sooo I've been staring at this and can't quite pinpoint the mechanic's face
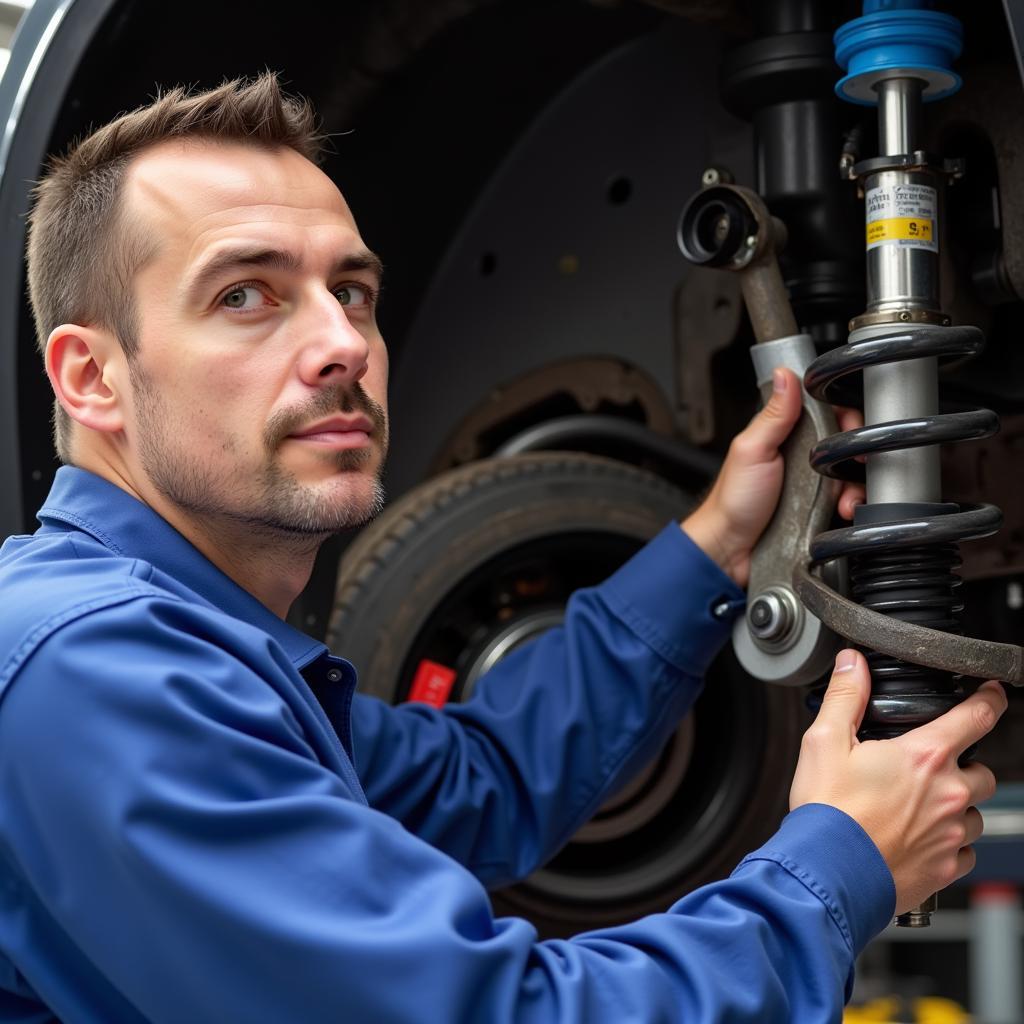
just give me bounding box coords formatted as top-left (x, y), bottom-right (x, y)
top-left (121, 140), bottom-right (388, 536)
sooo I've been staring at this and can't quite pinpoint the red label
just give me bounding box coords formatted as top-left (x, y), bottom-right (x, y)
top-left (972, 883), bottom-right (1020, 905)
top-left (407, 659), bottom-right (457, 708)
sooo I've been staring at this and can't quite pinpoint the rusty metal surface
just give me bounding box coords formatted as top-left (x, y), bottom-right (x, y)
top-left (678, 182), bottom-right (843, 685)
top-left (795, 564), bottom-right (1024, 685)
top-left (715, 185), bottom-right (799, 343)
top-left (673, 269), bottom-right (743, 444)
top-left (750, 362), bottom-right (839, 586)
top-left (740, 261), bottom-right (799, 343)
top-left (428, 356), bottom-right (676, 472)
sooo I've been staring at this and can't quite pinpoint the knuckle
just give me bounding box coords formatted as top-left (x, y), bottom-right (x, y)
top-left (946, 822), bottom-right (968, 849)
top-left (940, 780), bottom-right (972, 813)
top-left (806, 721), bottom-right (837, 748)
top-left (729, 434), bottom-right (755, 461)
top-left (937, 856), bottom-right (961, 889)
top-left (907, 739), bottom-right (947, 774)
top-left (798, 732), bottom-right (820, 759)
top-left (971, 700), bottom-right (998, 734)
top-left (965, 762), bottom-right (997, 803)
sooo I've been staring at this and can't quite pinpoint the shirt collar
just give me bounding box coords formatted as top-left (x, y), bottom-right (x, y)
top-left (37, 466), bottom-right (330, 671)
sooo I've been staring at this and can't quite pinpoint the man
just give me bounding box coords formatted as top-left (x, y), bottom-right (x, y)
top-left (0, 74), bottom-right (1003, 1022)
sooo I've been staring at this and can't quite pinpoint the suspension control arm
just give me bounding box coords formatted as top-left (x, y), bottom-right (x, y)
top-left (795, 567), bottom-right (1024, 686)
top-left (678, 180), bottom-right (1024, 690)
top-left (678, 182), bottom-right (842, 686)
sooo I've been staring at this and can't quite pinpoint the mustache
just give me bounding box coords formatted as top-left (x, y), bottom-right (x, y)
top-left (263, 383), bottom-right (387, 450)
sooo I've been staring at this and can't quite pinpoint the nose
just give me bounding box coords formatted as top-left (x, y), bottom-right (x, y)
top-left (295, 289), bottom-right (371, 387)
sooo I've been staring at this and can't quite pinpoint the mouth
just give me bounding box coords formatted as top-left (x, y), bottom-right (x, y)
top-left (287, 416), bottom-right (375, 450)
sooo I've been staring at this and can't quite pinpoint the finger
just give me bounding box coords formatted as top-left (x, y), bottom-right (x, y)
top-left (954, 845), bottom-right (977, 882)
top-left (962, 761), bottom-right (998, 805)
top-left (964, 805), bottom-right (984, 846)
top-left (810, 649), bottom-right (871, 750)
top-left (838, 483), bottom-right (865, 520)
top-left (738, 368), bottom-right (803, 460)
top-left (836, 407), bottom-right (864, 433)
top-left (914, 682), bottom-right (1008, 757)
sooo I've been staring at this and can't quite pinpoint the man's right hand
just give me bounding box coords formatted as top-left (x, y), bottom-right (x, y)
top-left (789, 649), bottom-right (1007, 915)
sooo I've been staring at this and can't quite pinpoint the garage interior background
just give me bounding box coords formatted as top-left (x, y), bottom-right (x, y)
top-left (3, 2), bottom-right (1024, 1021)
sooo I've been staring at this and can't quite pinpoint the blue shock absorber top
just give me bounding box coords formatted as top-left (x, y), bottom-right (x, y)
top-left (835, 0), bottom-right (963, 106)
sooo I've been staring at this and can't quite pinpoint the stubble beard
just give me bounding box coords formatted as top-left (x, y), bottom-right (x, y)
top-left (133, 370), bottom-right (388, 538)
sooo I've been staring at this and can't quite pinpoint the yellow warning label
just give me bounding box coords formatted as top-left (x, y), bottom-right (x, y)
top-left (866, 217), bottom-right (934, 245)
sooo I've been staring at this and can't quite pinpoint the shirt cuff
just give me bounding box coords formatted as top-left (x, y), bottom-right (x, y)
top-left (597, 522), bottom-right (746, 678)
top-left (737, 803), bottom-right (896, 957)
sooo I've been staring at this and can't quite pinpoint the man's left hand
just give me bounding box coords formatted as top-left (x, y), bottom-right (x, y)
top-left (682, 367), bottom-right (864, 588)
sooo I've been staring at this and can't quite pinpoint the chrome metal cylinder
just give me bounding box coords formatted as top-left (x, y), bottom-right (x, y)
top-left (855, 325), bottom-right (941, 504)
top-left (860, 76), bottom-right (941, 505)
top-left (896, 891), bottom-right (937, 929)
top-left (863, 360), bottom-right (941, 504)
top-left (864, 77), bottom-right (940, 318)
top-left (878, 77), bottom-right (923, 156)
top-left (864, 169), bottom-right (940, 317)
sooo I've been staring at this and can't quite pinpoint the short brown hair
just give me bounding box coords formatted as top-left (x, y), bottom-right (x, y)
top-left (26, 73), bottom-right (324, 462)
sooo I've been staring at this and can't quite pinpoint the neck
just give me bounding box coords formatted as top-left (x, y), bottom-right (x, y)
top-left (164, 510), bottom-right (323, 618)
top-left (79, 454), bottom-right (322, 617)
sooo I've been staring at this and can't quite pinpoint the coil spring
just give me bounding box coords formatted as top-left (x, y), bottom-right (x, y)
top-left (802, 324), bottom-right (1002, 739)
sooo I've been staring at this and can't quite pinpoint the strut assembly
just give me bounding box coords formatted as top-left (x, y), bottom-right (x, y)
top-left (680, 0), bottom-right (1024, 928)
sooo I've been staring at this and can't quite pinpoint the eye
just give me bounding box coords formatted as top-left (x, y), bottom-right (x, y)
top-left (334, 283), bottom-right (372, 308)
top-left (220, 285), bottom-right (266, 311)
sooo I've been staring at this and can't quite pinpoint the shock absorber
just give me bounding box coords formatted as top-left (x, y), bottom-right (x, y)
top-left (802, 0), bottom-right (998, 926)
top-left (677, 0), bottom-right (1024, 932)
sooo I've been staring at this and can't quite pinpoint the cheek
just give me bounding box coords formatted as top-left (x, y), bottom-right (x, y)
top-left (193, 354), bottom-right (279, 419)
top-left (364, 343), bottom-right (389, 406)
top-left (133, 312), bottom-right (283, 445)
top-left (144, 371), bottom-right (258, 450)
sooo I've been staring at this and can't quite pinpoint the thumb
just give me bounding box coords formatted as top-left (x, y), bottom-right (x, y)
top-left (743, 367), bottom-right (803, 458)
top-left (814, 649), bottom-right (871, 749)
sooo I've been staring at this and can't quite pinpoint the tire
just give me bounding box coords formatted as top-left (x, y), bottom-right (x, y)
top-left (326, 452), bottom-right (808, 936)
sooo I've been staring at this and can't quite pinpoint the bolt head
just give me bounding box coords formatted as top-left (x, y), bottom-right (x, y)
top-left (749, 598), bottom-right (773, 628)
top-left (747, 587), bottom-right (800, 647)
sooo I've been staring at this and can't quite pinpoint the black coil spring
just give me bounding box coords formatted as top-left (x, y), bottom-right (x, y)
top-left (849, 543), bottom-right (963, 739)
top-left (803, 324), bottom-right (1001, 740)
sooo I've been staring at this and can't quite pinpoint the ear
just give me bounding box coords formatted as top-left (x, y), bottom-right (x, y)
top-left (45, 325), bottom-right (127, 435)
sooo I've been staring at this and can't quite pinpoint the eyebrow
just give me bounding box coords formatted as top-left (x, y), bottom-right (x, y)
top-left (184, 246), bottom-right (385, 304)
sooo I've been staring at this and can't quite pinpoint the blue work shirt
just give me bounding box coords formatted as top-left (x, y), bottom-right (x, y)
top-left (0, 466), bottom-right (894, 1022)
